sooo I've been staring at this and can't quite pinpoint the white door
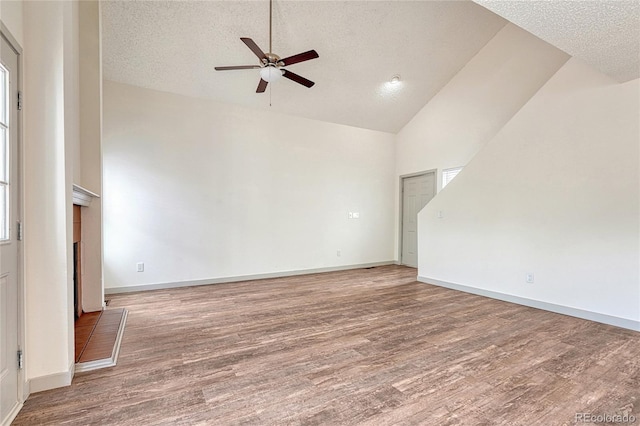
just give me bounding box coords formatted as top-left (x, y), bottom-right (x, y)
top-left (0, 32), bottom-right (21, 424)
top-left (401, 172), bottom-right (435, 267)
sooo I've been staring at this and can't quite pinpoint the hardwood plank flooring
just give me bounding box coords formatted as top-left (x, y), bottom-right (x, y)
top-left (13, 266), bottom-right (640, 425)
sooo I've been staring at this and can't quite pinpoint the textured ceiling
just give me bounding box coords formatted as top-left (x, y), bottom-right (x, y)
top-left (101, 1), bottom-right (507, 133)
top-left (101, 1), bottom-right (640, 133)
top-left (473, 0), bottom-right (640, 83)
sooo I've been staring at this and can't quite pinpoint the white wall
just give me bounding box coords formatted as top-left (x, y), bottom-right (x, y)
top-left (394, 24), bottom-right (569, 260)
top-left (2, 0), bottom-right (100, 395)
top-left (23, 0), bottom-right (75, 390)
top-left (396, 24), bottom-right (569, 183)
top-left (65, 1), bottom-right (80, 186)
top-left (418, 58), bottom-right (640, 330)
top-left (62, 0), bottom-right (79, 379)
top-left (102, 81), bottom-right (396, 291)
top-left (78, 0), bottom-right (104, 312)
top-left (0, 0), bottom-right (24, 47)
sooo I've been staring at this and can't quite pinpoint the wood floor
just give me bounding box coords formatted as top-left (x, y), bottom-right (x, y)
top-left (13, 266), bottom-right (640, 425)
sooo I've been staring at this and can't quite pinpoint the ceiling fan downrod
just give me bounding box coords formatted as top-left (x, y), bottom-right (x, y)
top-left (269, 0), bottom-right (273, 54)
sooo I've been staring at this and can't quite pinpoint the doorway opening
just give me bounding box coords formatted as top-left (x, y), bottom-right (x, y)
top-left (399, 170), bottom-right (436, 267)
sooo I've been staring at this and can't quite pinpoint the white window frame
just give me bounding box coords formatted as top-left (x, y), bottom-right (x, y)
top-left (0, 62), bottom-right (9, 241)
top-left (442, 166), bottom-right (463, 189)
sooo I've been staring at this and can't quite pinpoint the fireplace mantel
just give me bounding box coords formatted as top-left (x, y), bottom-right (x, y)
top-left (72, 184), bottom-right (100, 207)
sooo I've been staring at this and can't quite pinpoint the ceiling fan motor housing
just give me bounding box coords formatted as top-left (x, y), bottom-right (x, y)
top-left (264, 53), bottom-right (282, 66)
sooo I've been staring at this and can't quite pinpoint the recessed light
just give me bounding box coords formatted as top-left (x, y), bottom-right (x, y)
top-left (390, 75), bottom-right (401, 84)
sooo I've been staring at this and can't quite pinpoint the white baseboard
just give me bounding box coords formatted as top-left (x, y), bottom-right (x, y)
top-left (418, 276), bottom-right (640, 332)
top-left (29, 361), bottom-right (74, 393)
top-left (105, 261), bottom-right (396, 294)
top-left (2, 402), bottom-right (23, 426)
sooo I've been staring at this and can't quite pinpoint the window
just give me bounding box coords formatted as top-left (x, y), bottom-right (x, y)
top-left (442, 166), bottom-right (463, 189)
top-left (0, 64), bottom-right (9, 241)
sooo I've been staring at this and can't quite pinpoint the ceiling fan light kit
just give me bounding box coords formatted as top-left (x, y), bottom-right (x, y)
top-left (260, 66), bottom-right (283, 83)
top-left (214, 0), bottom-right (319, 93)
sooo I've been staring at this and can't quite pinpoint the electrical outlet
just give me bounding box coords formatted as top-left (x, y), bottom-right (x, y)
top-left (137, 262), bottom-right (144, 272)
top-left (348, 212), bottom-right (353, 219)
top-left (526, 273), bottom-right (534, 283)
top-left (353, 212), bottom-right (360, 219)
top-left (337, 250), bottom-right (341, 257)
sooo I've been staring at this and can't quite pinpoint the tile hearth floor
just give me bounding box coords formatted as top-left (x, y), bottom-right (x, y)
top-left (75, 308), bottom-right (126, 363)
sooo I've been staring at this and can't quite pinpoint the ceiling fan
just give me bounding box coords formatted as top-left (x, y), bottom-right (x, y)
top-left (214, 0), bottom-right (319, 93)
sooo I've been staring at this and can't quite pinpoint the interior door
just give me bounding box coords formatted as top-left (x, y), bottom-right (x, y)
top-left (0, 32), bottom-right (21, 424)
top-left (401, 172), bottom-right (436, 267)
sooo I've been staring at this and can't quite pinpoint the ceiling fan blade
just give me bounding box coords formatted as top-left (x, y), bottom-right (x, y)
top-left (279, 50), bottom-right (319, 66)
top-left (241, 37), bottom-right (267, 60)
top-left (282, 70), bottom-right (315, 88)
top-left (257, 78), bottom-right (268, 93)
top-left (215, 65), bottom-right (261, 71)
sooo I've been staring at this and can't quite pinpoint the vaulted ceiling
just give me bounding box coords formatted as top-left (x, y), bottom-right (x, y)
top-left (102, 1), bottom-right (640, 134)
top-left (475, 0), bottom-right (640, 83)
top-left (101, 1), bottom-right (506, 133)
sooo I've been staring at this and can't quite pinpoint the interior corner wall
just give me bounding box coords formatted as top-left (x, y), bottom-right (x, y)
top-left (23, 0), bottom-right (75, 389)
top-left (78, 0), bottom-right (104, 312)
top-left (418, 58), bottom-right (640, 330)
top-left (102, 81), bottom-right (396, 291)
top-left (393, 23), bottom-right (569, 261)
top-left (66, 1), bottom-right (80, 186)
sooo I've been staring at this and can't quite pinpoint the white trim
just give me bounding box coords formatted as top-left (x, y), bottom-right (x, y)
top-left (0, 22), bottom-right (26, 423)
top-left (398, 170), bottom-right (437, 267)
top-left (75, 309), bottom-right (127, 373)
top-left (74, 357), bottom-right (114, 373)
top-left (1, 402), bottom-right (22, 426)
top-left (72, 184), bottom-right (100, 207)
top-left (105, 261), bottom-right (396, 294)
top-left (21, 379), bottom-right (29, 403)
top-left (29, 361), bottom-right (74, 393)
top-left (418, 276), bottom-right (640, 332)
